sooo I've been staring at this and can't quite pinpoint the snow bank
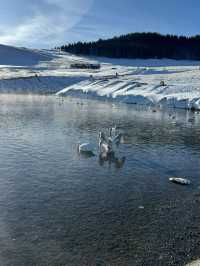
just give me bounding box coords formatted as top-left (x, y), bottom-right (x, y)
top-left (56, 77), bottom-right (200, 110)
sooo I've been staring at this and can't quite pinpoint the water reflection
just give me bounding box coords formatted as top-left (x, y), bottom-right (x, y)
top-left (99, 152), bottom-right (126, 169)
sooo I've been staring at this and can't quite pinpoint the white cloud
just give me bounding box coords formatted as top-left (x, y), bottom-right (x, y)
top-left (0, 0), bottom-right (94, 47)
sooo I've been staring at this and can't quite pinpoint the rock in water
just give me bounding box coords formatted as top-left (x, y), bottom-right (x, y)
top-left (138, 206), bottom-right (145, 209)
top-left (185, 259), bottom-right (200, 266)
top-left (169, 177), bottom-right (191, 185)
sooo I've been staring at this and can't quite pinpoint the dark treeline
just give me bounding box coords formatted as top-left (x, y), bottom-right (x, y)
top-left (57, 32), bottom-right (200, 60)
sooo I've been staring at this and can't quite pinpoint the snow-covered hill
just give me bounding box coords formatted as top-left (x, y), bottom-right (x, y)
top-left (0, 44), bottom-right (200, 110)
top-left (0, 44), bottom-right (53, 66)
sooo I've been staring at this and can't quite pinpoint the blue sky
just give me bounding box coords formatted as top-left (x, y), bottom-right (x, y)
top-left (0, 0), bottom-right (199, 48)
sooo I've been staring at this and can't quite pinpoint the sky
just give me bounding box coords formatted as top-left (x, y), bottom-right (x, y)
top-left (0, 0), bottom-right (200, 48)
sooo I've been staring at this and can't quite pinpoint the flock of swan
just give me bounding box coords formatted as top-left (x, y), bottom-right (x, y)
top-left (78, 126), bottom-right (126, 167)
top-left (78, 126), bottom-right (122, 156)
top-left (78, 126), bottom-right (192, 182)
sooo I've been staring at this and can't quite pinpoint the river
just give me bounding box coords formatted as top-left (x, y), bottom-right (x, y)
top-left (0, 94), bottom-right (200, 266)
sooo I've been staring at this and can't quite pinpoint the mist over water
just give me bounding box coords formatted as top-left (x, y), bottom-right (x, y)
top-left (0, 94), bottom-right (200, 266)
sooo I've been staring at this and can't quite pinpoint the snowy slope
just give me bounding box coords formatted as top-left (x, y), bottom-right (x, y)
top-left (89, 56), bottom-right (200, 67)
top-left (0, 76), bottom-right (85, 94)
top-left (0, 44), bottom-right (200, 110)
top-left (55, 55), bottom-right (200, 110)
top-left (0, 44), bottom-right (53, 66)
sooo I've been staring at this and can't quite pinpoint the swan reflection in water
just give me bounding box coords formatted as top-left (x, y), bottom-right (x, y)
top-left (99, 151), bottom-right (126, 169)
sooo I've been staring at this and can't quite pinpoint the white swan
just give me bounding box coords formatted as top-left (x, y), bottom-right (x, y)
top-left (109, 133), bottom-right (122, 145)
top-left (78, 142), bottom-right (95, 156)
top-left (109, 125), bottom-right (117, 137)
top-left (99, 132), bottom-right (113, 154)
top-left (99, 127), bottom-right (122, 153)
top-left (100, 141), bottom-right (113, 154)
top-left (99, 131), bottom-right (107, 147)
top-left (108, 126), bottom-right (122, 145)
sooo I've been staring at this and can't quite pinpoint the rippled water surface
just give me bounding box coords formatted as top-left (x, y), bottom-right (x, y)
top-left (0, 94), bottom-right (200, 266)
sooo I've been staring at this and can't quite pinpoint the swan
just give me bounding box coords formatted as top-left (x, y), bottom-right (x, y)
top-left (108, 126), bottom-right (122, 146)
top-left (99, 131), bottom-right (111, 152)
top-left (109, 125), bottom-right (117, 137)
top-left (99, 130), bottom-right (114, 155)
top-left (99, 131), bottom-right (107, 146)
top-left (99, 139), bottom-right (113, 153)
top-left (78, 142), bottom-right (95, 156)
top-left (108, 133), bottom-right (122, 146)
